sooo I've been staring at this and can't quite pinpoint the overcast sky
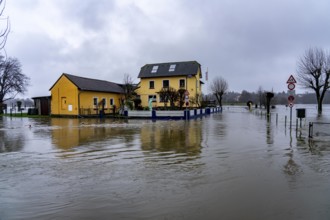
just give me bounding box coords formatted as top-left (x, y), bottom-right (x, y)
top-left (3, 0), bottom-right (330, 98)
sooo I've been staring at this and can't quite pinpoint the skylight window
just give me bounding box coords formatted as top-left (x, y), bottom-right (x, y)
top-left (169, 64), bottom-right (176, 72)
top-left (151, 65), bottom-right (159, 73)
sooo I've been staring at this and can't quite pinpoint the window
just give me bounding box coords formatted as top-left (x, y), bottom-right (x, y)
top-left (151, 65), bottom-right (159, 73)
top-left (169, 64), bottom-right (176, 72)
top-left (110, 98), bottom-right (114, 106)
top-left (148, 95), bottom-right (157, 102)
top-left (163, 80), bottom-right (169, 88)
top-left (179, 79), bottom-right (185, 88)
top-left (149, 81), bottom-right (155, 89)
top-left (93, 97), bottom-right (98, 106)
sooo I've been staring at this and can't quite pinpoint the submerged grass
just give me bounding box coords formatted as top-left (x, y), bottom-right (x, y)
top-left (0, 113), bottom-right (50, 118)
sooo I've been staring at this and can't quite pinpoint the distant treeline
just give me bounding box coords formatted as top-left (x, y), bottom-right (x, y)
top-left (220, 90), bottom-right (330, 105)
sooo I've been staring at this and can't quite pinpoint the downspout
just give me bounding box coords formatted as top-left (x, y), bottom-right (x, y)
top-left (58, 88), bottom-right (60, 115)
top-left (195, 74), bottom-right (198, 107)
top-left (78, 90), bottom-right (81, 117)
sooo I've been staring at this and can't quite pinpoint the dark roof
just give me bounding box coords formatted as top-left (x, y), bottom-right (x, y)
top-left (32, 96), bottom-right (51, 100)
top-left (50, 73), bottom-right (125, 94)
top-left (138, 61), bottom-right (201, 78)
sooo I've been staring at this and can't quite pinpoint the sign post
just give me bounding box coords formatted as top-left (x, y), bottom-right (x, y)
top-left (185, 90), bottom-right (190, 120)
top-left (287, 75), bottom-right (296, 129)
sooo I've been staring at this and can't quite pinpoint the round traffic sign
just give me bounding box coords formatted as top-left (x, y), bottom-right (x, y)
top-left (288, 95), bottom-right (295, 102)
top-left (288, 103), bottom-right (294, 108)
top-left (287, 83), bottom-right (295, 90)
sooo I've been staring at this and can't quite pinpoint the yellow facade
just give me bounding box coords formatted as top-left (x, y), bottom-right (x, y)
top-left (78, 91), bottom-right (123, 115)
top-left (50, 75), bottom-right (78, 115)
top-left (50, 74), bottom-right (123, 116)
top-left (137, 68), bottom-right (203, 107)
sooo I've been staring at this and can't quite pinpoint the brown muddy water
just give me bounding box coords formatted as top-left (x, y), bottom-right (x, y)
top-left (1, 105), bottom-right (330, 220)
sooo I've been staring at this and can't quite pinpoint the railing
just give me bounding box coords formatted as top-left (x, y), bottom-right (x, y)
top-left (79, 108), bottom-right (116, 115)
top-left (125, 107), bottom-right (222, 120)
top-left (308, 122), bottom-right (330, 138)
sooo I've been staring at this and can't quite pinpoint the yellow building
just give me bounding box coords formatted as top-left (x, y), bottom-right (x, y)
top-left (136, 61), bottom-right (204, 108)
top-left (49, 73), bottom-right (124, 116)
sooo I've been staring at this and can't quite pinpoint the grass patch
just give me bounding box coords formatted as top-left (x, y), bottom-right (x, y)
top-left (0, 113), bottom-right (50, 118)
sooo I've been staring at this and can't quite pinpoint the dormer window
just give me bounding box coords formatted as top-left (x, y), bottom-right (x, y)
top-left (151, 65), bottom-right (159, 73)
top-left (169, 64), bottom-right (176, 72)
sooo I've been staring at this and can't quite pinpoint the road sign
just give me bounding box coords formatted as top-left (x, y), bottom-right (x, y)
top-left (185, 90), bottom-right (190, 96)
top-left (288, 95), bottom-right (295, 102)
top-left (287, 83), bottom-right (295, 90)
top-left (287, 90), bottom-right (295, 96)
top-left (287, 75), bottom-right (297, 84)
top-left (288, 103), bottom-right (294, 108)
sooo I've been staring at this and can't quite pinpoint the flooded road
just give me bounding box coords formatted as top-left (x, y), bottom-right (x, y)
top-left (1, 105), bottom-right (330, 220)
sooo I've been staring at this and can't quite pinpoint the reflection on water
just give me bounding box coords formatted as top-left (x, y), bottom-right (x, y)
top-left (1, 105), bottom-right (330, 220)
top-left (50, 118), bottom-right (139, 150)
top-left (140, 120), bottom-right (202, 155)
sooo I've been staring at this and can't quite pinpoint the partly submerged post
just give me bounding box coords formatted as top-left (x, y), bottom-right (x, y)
top-left (308, 122), bottom-right (313, 138)
top-left (265, 92), bottom-right (274, 119)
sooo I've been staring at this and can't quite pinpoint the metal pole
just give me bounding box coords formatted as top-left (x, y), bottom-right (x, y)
top-left (285, 115), bottom-right (287, 127)
top-left (289, 107), bottom-right (292, 130)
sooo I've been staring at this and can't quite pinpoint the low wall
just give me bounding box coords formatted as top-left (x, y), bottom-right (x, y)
top-left (127, 111), bottom-right (152, 117)
top-left (125, 107), bottom-right (222, 120)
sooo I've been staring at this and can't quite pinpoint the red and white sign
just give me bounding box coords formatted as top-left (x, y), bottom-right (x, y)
top-left (287, 75), bottom-right (297, 84)
top-left (185, 90), bottom-right (190, 96)
top-left (288, 83), bottom-right (295, 90)
top-left (287, 75), bottom-right (296, 106)
top-left (288, 95), bottom-right (295, 102)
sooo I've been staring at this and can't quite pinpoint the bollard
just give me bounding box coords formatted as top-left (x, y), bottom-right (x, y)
top-left (296, 118), bottom-right (298, 132)
top-left (308, 122), bottom-right (313, 138)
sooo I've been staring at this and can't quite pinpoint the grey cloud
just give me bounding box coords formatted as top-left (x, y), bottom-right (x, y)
top-left (60, 0), bottom-right (116, 31)
top-left (5, 0), bottom-right (330, 97)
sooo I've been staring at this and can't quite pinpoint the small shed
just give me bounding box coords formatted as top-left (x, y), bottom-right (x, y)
top-left (32, 96), bottom-right (51, 115)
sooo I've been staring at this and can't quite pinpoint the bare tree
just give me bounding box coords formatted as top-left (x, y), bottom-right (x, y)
top-left (122, 74), bottom-right (138, 100)
top-left (167, 87), bottom-right (178, 107)
top-left (158, 87), bottom-right (169, 108)
top-left (158, 87), bottom-right (178, 108)
top-left (190, 93), bottom-right (202, 108)
top-left (121, 73), bottom-right (139, 110)
top-left (178, 89), bottom-right (185, 109)
top-left (297, 48), bottom-right (330, 115)
top-left (0, 57), bottom-right (30, 113)
top-left (0, 0), bottom-right (10, 51)
top-left (209, 76), bottom-right (228, 108)
top-left (257, 86), bottom-right (266, 107)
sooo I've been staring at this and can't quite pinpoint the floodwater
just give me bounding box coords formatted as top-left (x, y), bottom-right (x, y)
top-left (1, 105), bottom-right (330, 220)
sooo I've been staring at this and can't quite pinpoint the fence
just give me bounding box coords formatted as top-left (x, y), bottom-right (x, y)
top-left (79, 107), bottom-right (117, 116)
top-left (308, 122), bottom-right (330, 138)
top-left (125, 107), bottom-right (221, 120)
